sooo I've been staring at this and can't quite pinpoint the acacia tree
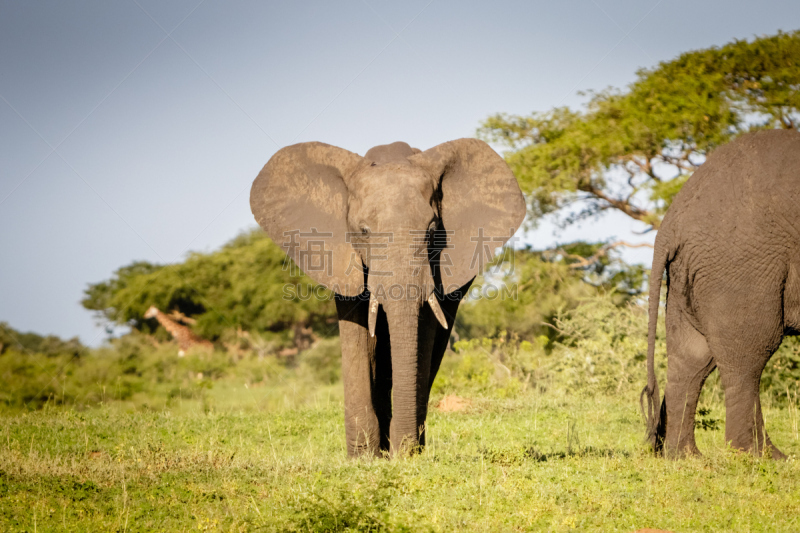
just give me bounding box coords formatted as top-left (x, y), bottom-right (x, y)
top-left (479, 31), bottom-right (800, 232)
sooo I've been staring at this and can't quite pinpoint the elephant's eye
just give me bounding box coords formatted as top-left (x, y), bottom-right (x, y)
top-left (360, 225), bottom-right (370, 236)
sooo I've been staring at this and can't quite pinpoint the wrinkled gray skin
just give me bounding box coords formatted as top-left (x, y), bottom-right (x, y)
top-left (643, 129), bottom-right (800, 459)
top-left (251, 139), bottom-right (525, 457)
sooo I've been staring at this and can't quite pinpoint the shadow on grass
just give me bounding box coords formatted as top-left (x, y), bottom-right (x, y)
top-left (477, 445), bottom-right (631, 465)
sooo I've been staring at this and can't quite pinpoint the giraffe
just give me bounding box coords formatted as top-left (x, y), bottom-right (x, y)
top-left (143, 306), bottom-right (213, 356)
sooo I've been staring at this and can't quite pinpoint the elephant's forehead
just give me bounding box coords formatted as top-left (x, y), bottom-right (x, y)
top-left (347, 166), bottom-right (434, 226)
top-left (349, 164), bottom-right (433, 196)
top-left (364, 141), bottom-right (417, 164)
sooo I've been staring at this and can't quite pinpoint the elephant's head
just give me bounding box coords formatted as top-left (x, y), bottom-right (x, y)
top-left (250, 138), bottom-right (525, 453)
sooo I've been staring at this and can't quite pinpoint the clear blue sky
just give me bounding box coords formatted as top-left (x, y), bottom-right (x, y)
top-left (2, 0), bottom-right (799, 345)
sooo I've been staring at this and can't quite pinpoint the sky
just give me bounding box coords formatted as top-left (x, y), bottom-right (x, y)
top-left (1, 0), bottom-right (799, 345)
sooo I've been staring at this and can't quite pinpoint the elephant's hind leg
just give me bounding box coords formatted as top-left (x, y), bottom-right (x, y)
top-left (716, 359), bottom-right (786, 459)
top-left (663, 304), bottom-right (715, 457)
top-left (707, 297), bottom-right (786, 459)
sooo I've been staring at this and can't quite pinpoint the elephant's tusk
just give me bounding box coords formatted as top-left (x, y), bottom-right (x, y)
top-left (428, 292), bottom-right (448, 330)
top-left (368, 293), bottom-right (379, 337)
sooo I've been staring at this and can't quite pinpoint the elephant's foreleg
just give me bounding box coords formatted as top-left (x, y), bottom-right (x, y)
top-left (336, 296), bottom-right (382, 457)
top-left (663, 306), bottom-right (715, 457)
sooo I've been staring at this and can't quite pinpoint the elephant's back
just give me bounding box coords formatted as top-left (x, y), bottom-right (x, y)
top-left (662, 129), bottom-right (800, 248)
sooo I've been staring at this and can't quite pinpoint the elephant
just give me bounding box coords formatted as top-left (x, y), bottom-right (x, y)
top-left (250, 138), bottom-right (525, 457)
top-left (642, 129), bottom-right (800, 459)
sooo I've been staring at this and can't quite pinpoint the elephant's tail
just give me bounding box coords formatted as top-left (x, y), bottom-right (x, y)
top-left (640, 230), bottom-right (669, 452)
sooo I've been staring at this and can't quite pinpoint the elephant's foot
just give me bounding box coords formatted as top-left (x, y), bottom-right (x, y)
top-left (663, 414), bottom-right (702, 459)
top-left (347, 441), bottom-right (383, 459)
top-left (388, 438), bottom-right (424, 458)
top-left (727, 433), bottom-right (787, 460)
top-left (764, 444), bottom-right (787, 461)
top-left (346, 429), bottom-right (385, 459)
top-left (664, 440), bottom-right (703, 459)
top-left (762, 432), bottom-right (787, 460)
top-left (737, 441), bottom-right (787, 460)
top-left (726, 443), bottom-right (787, 461)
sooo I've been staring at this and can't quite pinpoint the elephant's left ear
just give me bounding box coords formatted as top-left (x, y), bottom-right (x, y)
top-left (409, 138), bottom-right (526, 294)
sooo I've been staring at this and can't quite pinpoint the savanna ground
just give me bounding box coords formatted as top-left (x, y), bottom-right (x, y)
top-left (2, 297), bottom-right (800, 532)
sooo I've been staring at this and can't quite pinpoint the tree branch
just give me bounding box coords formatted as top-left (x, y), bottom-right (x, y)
top-left (556, 240), bottom-right (654, 270)
top-left (660, 150), bottom-right (700, 172)
top-left (579, 184), bottom-right (658, 228)
top-left (627, 155), bottom-right (660, 182)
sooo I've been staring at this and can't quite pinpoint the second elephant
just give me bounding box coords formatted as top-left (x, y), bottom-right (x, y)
top-left (642, 129), bottom-right (800, 459)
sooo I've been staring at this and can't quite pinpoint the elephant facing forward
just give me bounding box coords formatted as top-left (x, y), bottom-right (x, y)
top-left (251, 139), bottom-right (525, 457)
top-left (643, 129), bottom-right (800, 459)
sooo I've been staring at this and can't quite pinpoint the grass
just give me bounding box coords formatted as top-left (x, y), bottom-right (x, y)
top-left (1, 373), bottom-right (799, 532)
top-left (2, 297), bottom-right (799, 531)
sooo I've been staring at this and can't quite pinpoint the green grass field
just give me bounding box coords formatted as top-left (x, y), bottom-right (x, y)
top-left (1, 360), bottom-right (799, 532)
top-left (2, 298), bottom-right (800, 531)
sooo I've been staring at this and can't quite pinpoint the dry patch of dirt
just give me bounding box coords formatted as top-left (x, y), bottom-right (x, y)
top-left (435, 395), bottom-right (471, 413)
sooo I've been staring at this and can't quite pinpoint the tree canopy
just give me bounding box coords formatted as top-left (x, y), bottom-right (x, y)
top-left (82, 229), bottom-right (338, 342)
top-left (479, 30), bottom-right (800, 230)
top-left (82, 229), bottom-right (641, 345)
top-left (456, 243), bottom-right (644, 343)
top-left (74, 32), bottom-right (800, 344)
top-left (0, 322), bottom-right (85, 358)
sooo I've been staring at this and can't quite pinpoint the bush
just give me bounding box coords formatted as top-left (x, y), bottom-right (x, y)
top-left (432, 337), bottom-right (537, 398)
top-left (763, 336), bottom-right (800, 405)
top-left (548, 295), bottom-right (661, 397)
top-left (0, 334), bottom-right (227, 411)
top-left (4, 290), bottom-right (797, 414)
top-left (297, 338), bottom-right (342, 385)
top-left (434, 293), bottom-right (662, 399)
top-left (456, 246), bottom-right (645, 343)
top-left (285, 478), bottom-right (415, 533)
top-left (0, 322), bottom-right (86, 358)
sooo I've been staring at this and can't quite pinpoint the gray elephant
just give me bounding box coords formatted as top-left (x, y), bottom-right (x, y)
top-left (642, 129), bottom-right (800, 459)
top-left (250, 139), bottom-right (525, 457)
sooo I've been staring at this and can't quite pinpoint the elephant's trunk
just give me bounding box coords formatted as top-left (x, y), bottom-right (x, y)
top-left (367, 230), bottom-right (437, 456)
top-left (383, 295), bottom-right (430, 456)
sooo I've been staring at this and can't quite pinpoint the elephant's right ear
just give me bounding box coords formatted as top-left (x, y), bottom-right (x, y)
top-left (250, 142), bottom-right (367, 296)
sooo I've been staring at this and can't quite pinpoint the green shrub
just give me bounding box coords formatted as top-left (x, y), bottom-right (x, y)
top-left (0, 322), bottom-right (86, 358)
top-left (456, 246), bottom-right (644, 343)
top-left (763, 336), bottom-right (800, 405)
top-left (548, 295), bottom-right (662, 397)
top-left (3, 290), bottom-right (797, 413)
top-left (0, 349), bottom-right (73, 409)
top-left (285, 479), bottom-right (415, 533)
top-left (432, 337), bottom-right (529, 397)
top-left (298, 338), bottom-right (342, 385)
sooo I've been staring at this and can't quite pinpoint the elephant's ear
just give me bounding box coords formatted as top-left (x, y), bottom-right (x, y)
top-left (409, 138), bottom-right (526, 294)
top-left (250, 142), bottom-right (367, 296)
